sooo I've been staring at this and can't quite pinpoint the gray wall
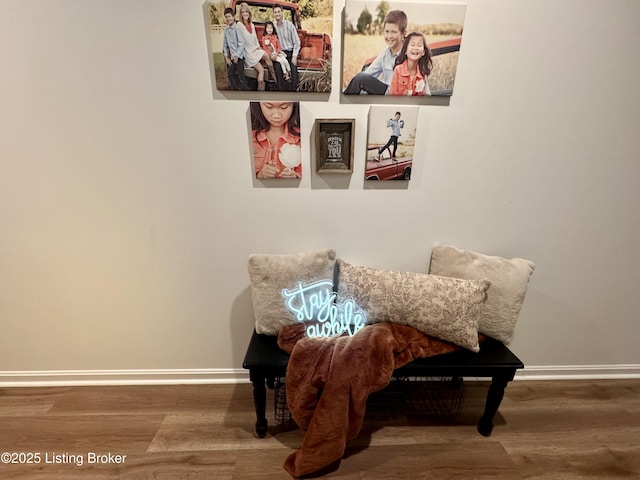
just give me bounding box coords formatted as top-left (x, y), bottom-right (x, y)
top-left (1, 0), bottom-right (639, 383)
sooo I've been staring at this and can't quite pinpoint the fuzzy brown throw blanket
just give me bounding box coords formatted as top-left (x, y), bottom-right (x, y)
top-left (277, 322), bottom-right (464, 478)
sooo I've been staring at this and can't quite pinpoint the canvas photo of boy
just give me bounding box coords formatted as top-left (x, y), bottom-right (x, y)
top-left (342, 1), bottom-right (466, 98)
top-left (365, 106), bottom-right (419, 181)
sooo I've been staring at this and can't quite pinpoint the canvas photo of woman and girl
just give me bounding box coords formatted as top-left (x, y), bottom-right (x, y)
top-left (342, 1), bottom-right (466, 97)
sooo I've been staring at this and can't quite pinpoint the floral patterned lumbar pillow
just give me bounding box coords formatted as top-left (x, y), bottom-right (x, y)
top-left (336, 258), bottom-right (490, 352)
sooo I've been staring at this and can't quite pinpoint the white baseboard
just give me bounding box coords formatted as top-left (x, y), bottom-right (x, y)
top-left (0, 369), bottom-right (251, 387)
top-left (515, 364), bottom-right (640, 380)
top-left (1, 365), bottom-right (639, 387)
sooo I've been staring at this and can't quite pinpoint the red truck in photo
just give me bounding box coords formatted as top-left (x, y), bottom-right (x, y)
top-left (230, 0), bottom-right (332, 91)
top-left (365, 144), bottom-right (412, 180)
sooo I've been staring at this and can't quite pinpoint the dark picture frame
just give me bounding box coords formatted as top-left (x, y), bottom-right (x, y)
top-left (315, 119), bottom-right (355, 173)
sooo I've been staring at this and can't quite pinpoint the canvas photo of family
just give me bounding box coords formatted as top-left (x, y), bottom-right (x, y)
top-left (342, 1), bottom-right (466, 97)
top-left (208, 0), bottom-right (333, 92)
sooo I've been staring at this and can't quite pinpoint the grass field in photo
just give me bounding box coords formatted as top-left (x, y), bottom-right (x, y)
top-left (342, 33), bottom-right (460, 94)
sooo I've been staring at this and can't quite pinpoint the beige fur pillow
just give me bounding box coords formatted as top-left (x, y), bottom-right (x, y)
top-left (248, 249), bottom-right (337, 335)
top-left (429, 245), bottom-right (535, 344)
top-left (336, 259), bottom-right (490, 352)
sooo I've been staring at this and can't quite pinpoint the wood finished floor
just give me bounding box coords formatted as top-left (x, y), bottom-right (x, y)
top-left (1, 379), bottom-right (639, 479)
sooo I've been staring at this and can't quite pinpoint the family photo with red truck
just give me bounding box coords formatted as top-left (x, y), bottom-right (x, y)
top-left (209, 0), bottom-right (333, 92)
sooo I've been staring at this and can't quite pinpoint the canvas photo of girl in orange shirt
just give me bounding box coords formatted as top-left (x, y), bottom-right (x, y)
top-left (250, 101), bottom-right (302, 179)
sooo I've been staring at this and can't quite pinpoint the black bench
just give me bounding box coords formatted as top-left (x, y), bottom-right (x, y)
top-left (242, 329), bottom-right (524, 438)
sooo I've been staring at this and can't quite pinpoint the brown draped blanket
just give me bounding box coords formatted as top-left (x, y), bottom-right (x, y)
top-left (277, 322), bottom-right (464, 478)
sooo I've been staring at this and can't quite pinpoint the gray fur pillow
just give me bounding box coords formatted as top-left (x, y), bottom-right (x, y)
top-left (336, 259), bottom-right (490, 352)
top-left (429, 245), bottom-right (535, 344)
top-left (248, 249), bottom-right (337, 335)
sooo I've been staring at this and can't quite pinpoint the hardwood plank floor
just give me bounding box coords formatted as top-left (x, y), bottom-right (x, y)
top-left (0, 380), bottom-right (639, 479)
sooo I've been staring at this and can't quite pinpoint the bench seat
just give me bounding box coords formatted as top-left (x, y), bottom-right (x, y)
top-left (242, 329), bottom-right (524, 438)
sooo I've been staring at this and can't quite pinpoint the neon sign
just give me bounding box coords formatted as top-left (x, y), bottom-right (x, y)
top-left (281, 279), bottom-right (367, 338)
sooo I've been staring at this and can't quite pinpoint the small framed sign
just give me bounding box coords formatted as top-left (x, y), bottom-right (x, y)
top-left (315, 119), bottom-right (355, 173)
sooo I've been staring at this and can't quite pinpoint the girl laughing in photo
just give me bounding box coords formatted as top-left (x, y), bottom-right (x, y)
top-left (390, 32), bottom-right (433, 96)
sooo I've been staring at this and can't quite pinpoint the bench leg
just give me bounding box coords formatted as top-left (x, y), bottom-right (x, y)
top-left (477, 372), bottom-right (513, 437)
top-left (249, 371), bottom-right (268, 438)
